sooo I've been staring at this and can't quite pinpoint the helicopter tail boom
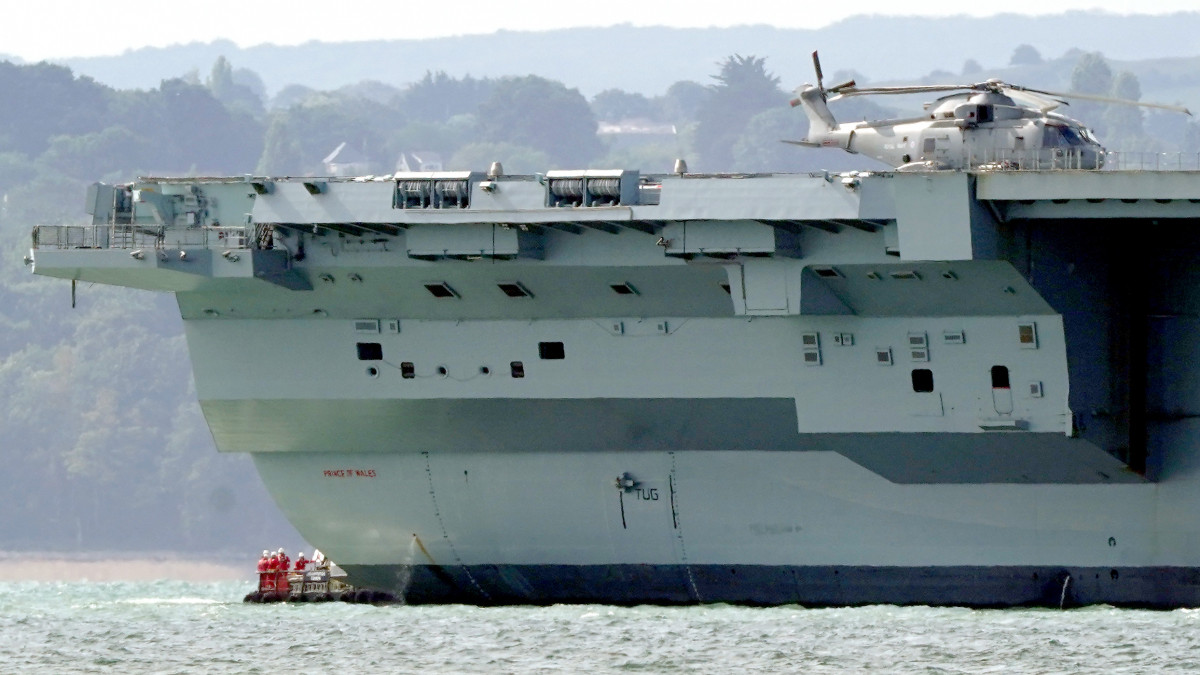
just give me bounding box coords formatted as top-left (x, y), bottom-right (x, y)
top-left (790, 51), bottom-right (843, 143)
top-left (791, 85), bottom-right (839, 136)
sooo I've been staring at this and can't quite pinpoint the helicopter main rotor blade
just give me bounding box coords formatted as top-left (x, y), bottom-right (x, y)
top-left (1005, 84), bottom-right (1191, 115)
top-left (812, 51), bottom-right (824, 91)
top-left (1002, 89), bottom-right (1068, 112)
top-left (1063, 90), bottom-right (1191, 115)
top-left (832, 84), bottom-right (977, 98)
top-left (827, 79), bottom-right (857, 94)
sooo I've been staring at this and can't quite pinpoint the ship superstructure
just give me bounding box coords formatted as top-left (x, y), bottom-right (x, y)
top-left (27, 166), bottom-right (1200, 606)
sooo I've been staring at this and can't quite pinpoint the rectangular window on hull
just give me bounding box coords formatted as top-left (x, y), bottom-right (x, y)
top-left (356, 343), bottom-right (383, 361)
top-left (991, 365), bottom-right (1010, 389)
top-left (538, 342), bottom-right (565, 360)
top-left (943, 330), bottom-right (965, 345)
top-left (424, 282), bottom-right (458, 299)
top-left (498, 282), bottom-right (532, 298)
top-left (1018, 322), bottom-right (1038, 349)
top-left (354, 319), bottom-right (380, 334)
top-left (912, 369), bottom-right (934, 393)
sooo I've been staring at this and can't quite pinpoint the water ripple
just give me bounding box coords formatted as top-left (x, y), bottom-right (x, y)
top-left (2, 582), bottom-right (1200, 673)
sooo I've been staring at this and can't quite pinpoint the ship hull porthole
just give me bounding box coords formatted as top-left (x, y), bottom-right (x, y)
top-left (365, 366), bottom-right (379, 378)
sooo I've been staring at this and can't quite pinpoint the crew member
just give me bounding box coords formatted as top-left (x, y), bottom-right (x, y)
top-left (294, 552), bottom-right (308, 572)
top-left (264, 551), bottom-right (280, 592)
top-left (276, 548), bottom-right (290, 594)
top-left (257, 550), bottom-right (271, 592)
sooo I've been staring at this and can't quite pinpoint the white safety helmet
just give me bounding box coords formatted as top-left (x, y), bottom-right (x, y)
top-left (262, 550), bottom-right (269, 557)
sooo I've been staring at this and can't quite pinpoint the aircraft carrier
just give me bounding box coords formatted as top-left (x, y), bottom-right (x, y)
top-left (26, 165), bottom-right (1200, 607)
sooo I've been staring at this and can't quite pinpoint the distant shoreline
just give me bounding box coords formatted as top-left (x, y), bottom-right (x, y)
top-left (0, 552), bottom-right (250, 582)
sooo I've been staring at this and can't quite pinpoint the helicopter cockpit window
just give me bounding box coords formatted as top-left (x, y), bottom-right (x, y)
top-left (1060, 127), bottom-right (1084, 145)
top-left (1043, 125), bottom-right (1086, 147)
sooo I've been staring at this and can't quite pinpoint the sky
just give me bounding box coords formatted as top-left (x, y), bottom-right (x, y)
top-left (5, 0), bottom-right (1198, 61)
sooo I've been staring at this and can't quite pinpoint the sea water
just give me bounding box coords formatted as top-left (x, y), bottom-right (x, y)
top-left (3, 581), bottom-right (1199, 673)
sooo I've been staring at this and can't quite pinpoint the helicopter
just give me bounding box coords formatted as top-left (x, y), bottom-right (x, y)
top-left (788, 52), bottom-right (1191, 171)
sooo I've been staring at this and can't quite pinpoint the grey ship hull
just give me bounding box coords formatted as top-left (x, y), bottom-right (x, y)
top-left (244, 438), bottom-right (1199, 608)
top-left (30, 169), bottom-right (1200, 607)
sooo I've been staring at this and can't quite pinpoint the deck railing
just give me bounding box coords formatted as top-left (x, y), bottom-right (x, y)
top-left (31, 224), bottom-right (252, 251)
top-left (963, 148), bottom-right (1200, 172)
top-left (1101, 152), bottom-right (1200, 171)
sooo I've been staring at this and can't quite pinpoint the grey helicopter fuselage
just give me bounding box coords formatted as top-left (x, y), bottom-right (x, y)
top-left (795, 86), bottom-right (1105, 171)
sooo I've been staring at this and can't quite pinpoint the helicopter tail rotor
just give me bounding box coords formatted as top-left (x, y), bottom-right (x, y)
top-left (812, 51), bottom-right (825, 94)
top-left (785, 51), bottom-right (864, 146)
top-left (808, 52), bottom-right (857, 98)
